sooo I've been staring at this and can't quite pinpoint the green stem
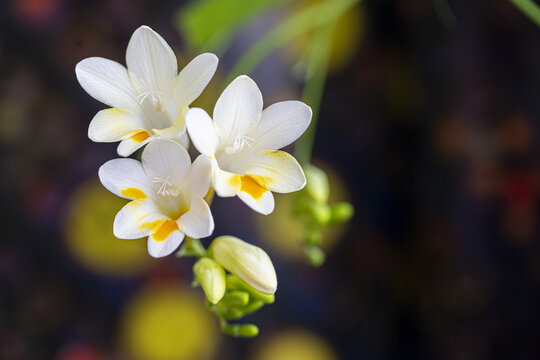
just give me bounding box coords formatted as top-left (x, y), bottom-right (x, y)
top-left (294, 20), bottom-right (336, 165)
top-left (225, 0), bottom-right (359, 83)
top-left (510, 0), bottom-right (540, 27)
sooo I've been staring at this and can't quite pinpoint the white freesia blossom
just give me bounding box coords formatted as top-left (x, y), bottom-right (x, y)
top-left (209, 236), bottom-right (277, 295)
top-left (98, 139), bottom-right (214, 258)
top-left (76, 25), bottom-right (218, 156)
top-left (185, 75), bottom-right (312, 214)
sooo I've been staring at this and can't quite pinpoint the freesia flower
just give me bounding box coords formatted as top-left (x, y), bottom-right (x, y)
top-left (209, 235), bottom-right (277, 295)
top-left (185, 75), bottom-right (311, 214)
top-left (76, 25), bottom-right (218, 156)
top-left (98, 139), bottom-right (214, 258)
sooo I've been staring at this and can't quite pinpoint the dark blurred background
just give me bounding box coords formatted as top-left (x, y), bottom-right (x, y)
top-left (2, 0), bottom-right (540, 359)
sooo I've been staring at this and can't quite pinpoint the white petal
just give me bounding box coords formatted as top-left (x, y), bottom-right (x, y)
top-left (211, 159), bottom-right (241, 197)
top-left (88, 108), bottom-right (146, 142)
top-left (186, 108), bottom-right (219, 156)
top-left (213, 75), bottom-right (263, 143)
top-left (242, 150), bottom-right (306, 193)
top-left (186, 155), bottom-right (212, 198)
top-left (248, 101), bottom-right (312, 152)
top-left (126, 26), bottom-right (177, 95)
top-left (172, 53), bottom-right (218, 107)
top-left (179, 131), bottom-right (190, 149)
top-left (148, 228), bottom-right (185, 258)
top-left (113, 199), bottom-right (167, 239)
top-left (75, 57), bottom-right (141, 111)
top-left (141, 139), bottom-right (191, 186)
top-left (117, 132), bottom-right (152, 157)
top-left (237, 183), bottom-right (275, 215)
top-left (98, 158), bottom-right (154, 200)
top-left (177, 197), bottom-right (214, 239)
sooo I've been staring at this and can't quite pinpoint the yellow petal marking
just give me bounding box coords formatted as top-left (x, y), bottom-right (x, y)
top-left (240, 175), bottom-right (267, 200)
top-left (152, 220), bottom-right (179, 242)
top-left (130, 130), bottom-right (151, 143)
top-left (246, 174), bottom-right (273, 189)
top-left (139, 219), bottom-right (166, 233)
top-left (121, 188), bottom-right (147, 200)
top-left (228, 174), bottom-right (242, 190)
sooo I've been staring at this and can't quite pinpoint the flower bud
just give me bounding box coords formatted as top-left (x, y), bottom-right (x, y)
top-left (304, 245), bottom-right (325, 267)
top-left (209, 236), bottom-right (277, 295)
top-left (304, 164), bottom-right (329, 204)
top-left (330, 201), bottom-right (354, 223)
top-left (193, 257), bottom-right (226, 304)
top-left (308, 203), bottom-right (332, 225)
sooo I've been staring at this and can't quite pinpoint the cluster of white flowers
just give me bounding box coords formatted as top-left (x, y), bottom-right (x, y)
top-left (76, 26), bottom-right (311, 297)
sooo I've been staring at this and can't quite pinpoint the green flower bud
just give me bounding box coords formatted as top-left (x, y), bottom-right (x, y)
top-left (193, 257), bottom-right (226, 304)
top-left (209, 305), bottom-right (244, 320)
top-left (305, 245), bottom-right (326, 267)
top-left (220, 322), bottom-right (259, 338)
top-left (218, 291), bottom-right (250, 308)
top-left (304, 164), bottom-right (329, 204)
top-left (308, 203), bottom-right (332, 225)
top-left (226, 275), bottom-right (275, 304)
top-left (209, 236), bottom-right (277, 295)
top-left (240, 300), bottom-right (264, 316)
top-left (330, 202), bottom-right (354, 223)
top-left (305, 231), bottom-right (323, 245)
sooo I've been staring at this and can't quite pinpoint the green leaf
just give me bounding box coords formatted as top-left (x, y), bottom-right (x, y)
top-left (511, 0), bottom-right (540, 27)
top-left (176, 0), bottom-right (289, 54)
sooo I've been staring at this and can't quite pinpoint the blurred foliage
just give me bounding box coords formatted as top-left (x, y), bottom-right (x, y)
top-left (176, 0), bottom-right (289, 55)
top-left (511, 0), bottom-right (540, 27)
top-left (255, 163), bottom-right (351, 262)
top-left (286, 0), bottom-right (364, 73)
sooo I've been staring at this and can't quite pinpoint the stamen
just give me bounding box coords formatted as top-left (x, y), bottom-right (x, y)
top-left (135, 78), bottom-right (165, 112)
top-left (224, 135), bottom-right (255, 154)
top-left (152, 176), bottom-right (180, 197)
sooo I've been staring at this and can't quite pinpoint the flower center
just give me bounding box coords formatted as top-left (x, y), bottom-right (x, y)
top-left (224, 135), bottom-right (254, 155)
top-left (137, 90), bottom-right (164, 112)
top-left (152, 176), bottom-right (179, 197)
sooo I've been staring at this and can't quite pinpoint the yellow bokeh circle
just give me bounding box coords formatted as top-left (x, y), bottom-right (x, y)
top-left (63, 181), bottom-right (150, 276)
top-left (120, 285), bottom-right (219, 360)
top-left (252, 328), bottom-right (338, 360)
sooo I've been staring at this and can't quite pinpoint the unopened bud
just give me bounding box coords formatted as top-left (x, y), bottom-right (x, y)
top-left (305, 231), bottom-right (323, 245)
top-left (218, 291), bottom-right (250, 308)
top-left (193, 257), bottom-right (226, 304)
top-left (304, 165), bottom-right (329, 204)
top-left (226, 275), bottom-right (275, 304)
top-left (308, 203), bottom-right (332, 225)
top-left (210, 236), bottom-right (277, 295)
top-left (221, 322), bottom-right (259, 338)
top-left (305, 245), bottom-right (325, 267)
top-left (330, 202), bottom-right (354, 223)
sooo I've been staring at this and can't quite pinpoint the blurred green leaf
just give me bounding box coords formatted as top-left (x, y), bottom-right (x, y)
top-left (511, 0), bottom-right (540, 27)
top-left (176, 0), bottom-right (289, 54)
